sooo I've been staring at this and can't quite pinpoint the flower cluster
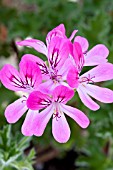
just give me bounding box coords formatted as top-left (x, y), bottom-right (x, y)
top-left (1, 24), bottom-right (113, 143)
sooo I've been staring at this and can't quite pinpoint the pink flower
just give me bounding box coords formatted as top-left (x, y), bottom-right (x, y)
top-left (0, 58), bottom-right (42, 136)
top-left (19, 37), bottom-right (72, 94)
top-left (67, 62), bottom-right (113, 110)
top-left (27, 85), bottom-right (90, 143)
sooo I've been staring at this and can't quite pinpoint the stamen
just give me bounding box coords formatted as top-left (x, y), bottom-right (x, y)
top-left (21, 95), bottom-right (27, 103)
top-left (53, 112), bottom-right (61, 121)
top-left (49, 69), bottom-right (62, 83)
top-left (83, 50), bottom-right (87, 56)
top-left (80, 74), bottom-right (95, 84)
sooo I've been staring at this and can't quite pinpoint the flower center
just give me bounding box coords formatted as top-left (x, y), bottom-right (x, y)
top-left (49, 69), bottom-right (62, 83)
top-left (53, 103), bottom-right (62, 121)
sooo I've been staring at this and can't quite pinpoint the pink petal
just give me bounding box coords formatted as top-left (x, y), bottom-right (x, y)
top-left (38, 79), bottom-right (55, 94)
top-left (67, 66), bottom-right (79, 88)
top-left (19, 59), bottom-right (42, 91)
top-left (0, 64), bottom-right (23, 91)
top-left (80, 63), bottom-right (113, 83)
top-left (61, 103), bottom-right (90, 128)
top-left (20, 54), bottom-right (49, 80)
top-left (70, 42), bottom-right (84, 72)
top-left (77, 86), bottom-right (100, 110)
top-left (48, 37), bottom-right (70, 69)
top-left (59, 58), bottom-right (74, 79)
top-left (46, 24), bottom-right (66, 45)
top-left (21, 110), bottom-right (38, 136)
top-left (52, 85), bottom-right (74, 104)
top-left (52, 112), bottom-right (70, 143)
top-left (33, 104), bottom-right (54, 136)
top-left (5, 98), bottom-right (27, 123)
top-left (84, 44), bottom-right (109, 66)
top-left (20, 54), bottom-right (45, 64)
top-left (69, 30), bottom-right (78, 41)
top-left (27, 91), bottom-right (52, 110)
top-left (84, 84), bottom-right (113, 103)
top-left (16, 39), bottom-right (47, 56)
top-left (74, 36), bottom-right (89, 53)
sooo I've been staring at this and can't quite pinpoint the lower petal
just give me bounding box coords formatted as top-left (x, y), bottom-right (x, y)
top-left (85, 84), bottom-right (113, 103)
top-left (77, 86), bottom-right (100, 111)
top-left (61, 104), bottom-right (90, 128)
top-left (33, 104), bottom-right (54, 136)
top-left (21, 110), bottom-right (39, 136)
top-left (5, 98), bottom-right (27, 123)
top-left (52, 112), bottom-right (70, 143)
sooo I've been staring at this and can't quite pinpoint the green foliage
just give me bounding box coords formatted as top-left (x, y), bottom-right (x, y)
top-left (0, 125), bottom-right (35, 170)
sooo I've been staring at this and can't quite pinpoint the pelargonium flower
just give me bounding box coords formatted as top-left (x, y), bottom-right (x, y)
top-left (19, 37), bottom-right (72, 94)
top-left (0, 58), bottom-right (42, 136)
top-left (67, 42), bottom-right (113, 110)
top-left (27, 85), bottom-right (90, 143)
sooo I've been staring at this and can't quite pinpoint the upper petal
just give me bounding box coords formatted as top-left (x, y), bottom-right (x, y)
top-left (77, 85), bottom-right (100, 111)
top-left (27, 91), bottom-right (52, 110)
top-left (67, 66), bottom-right (79, 88)
top-left (52, 112), bottom-right (70, 143)
top-left (52, 85), bottom-right (74, 104)
top-left (48, 37), bottom-right (70, 69)
top-left (84, 44), bottom-right (109, 66)
top-left (33, 104), bottom-right (54, 136)
top-left (19, 59), bottom-right (42, 91)
top-left (70, 42), bottom-right (84, 72)
top-left (16, 39), bottom-right (47, 56)
top-left (61, 103), bottom-right (90, 128)
top-left (46, 24), bottom-right (66, 46)
top-left (0, 64), bottom-right (24, 91)
top-left (5, 98), bottom-right (27, 123)
top-left (74, 36), bottom-right (89, 53)
top-left (20, 54), bottom-right (49, 80)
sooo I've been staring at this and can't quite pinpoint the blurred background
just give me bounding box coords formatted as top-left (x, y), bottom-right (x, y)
top-left (0, 0), bottom-right (113, 169)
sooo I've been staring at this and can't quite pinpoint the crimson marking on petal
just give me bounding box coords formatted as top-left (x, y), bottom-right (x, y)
top-left (36, 62), bottom-right (49, 75)
top-left (55, 95), bottom-right (66, 103)
top-left (9, 72), bottom-right (35, 90)
top-left (78, 54), bottom-right (85, 72)
top-left (47, 31), bottom-right (57, 44)
top-left (50, 47), bottom-right (60, 68)
top-left (38, 98), bottom-right (52, 108)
